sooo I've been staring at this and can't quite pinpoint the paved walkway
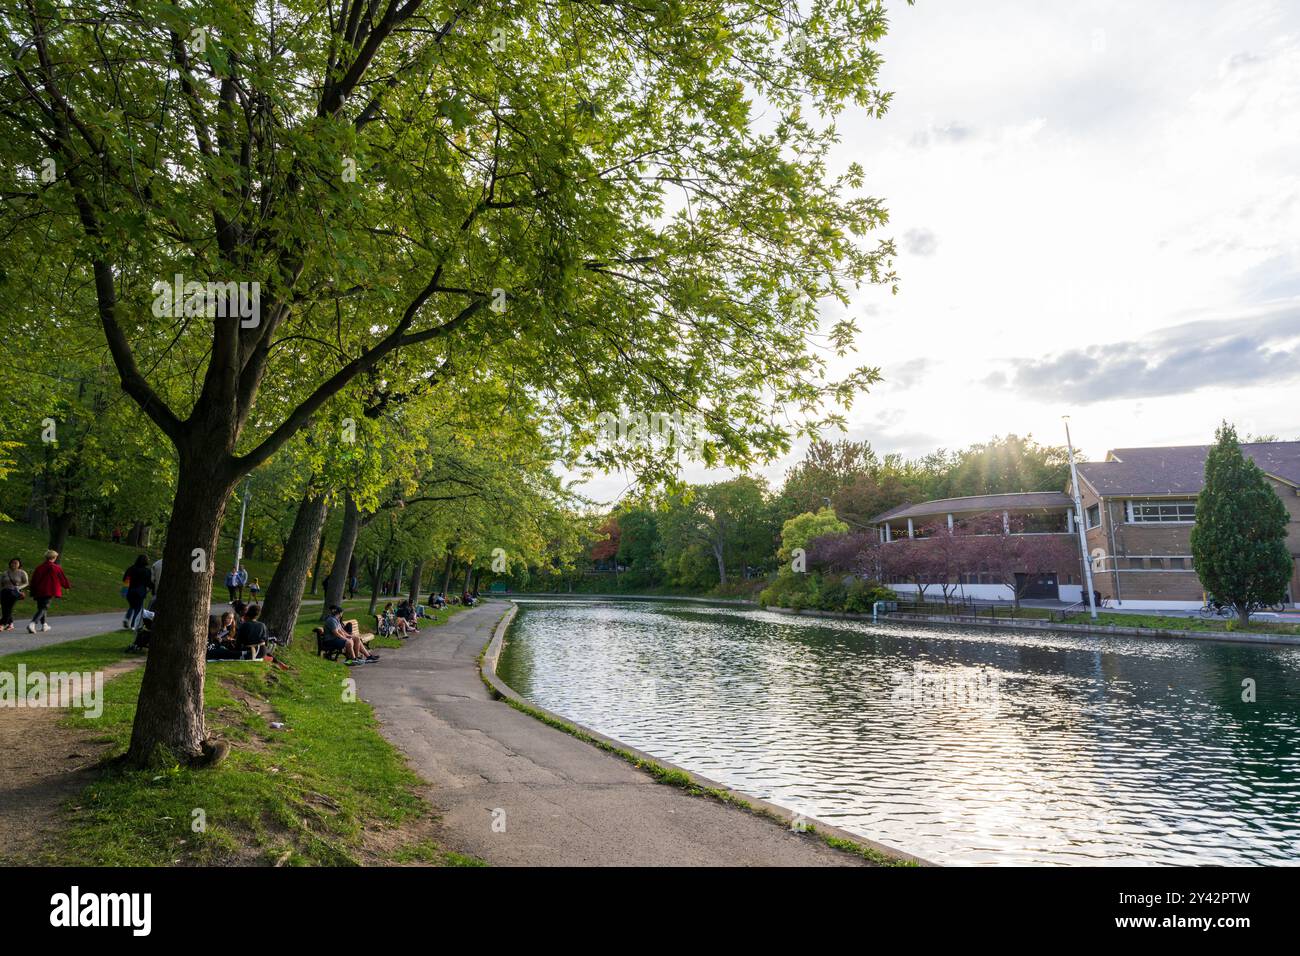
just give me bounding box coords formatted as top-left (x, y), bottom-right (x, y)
top-left (353, 601), bottom-right (863, 866)
top-left (0, 596), bottom-right (358, 658)
top-left (0, 611), bottom-right (125, 656)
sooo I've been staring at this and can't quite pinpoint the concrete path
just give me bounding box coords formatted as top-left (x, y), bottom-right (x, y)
top-left (0, 596), bottom-right (364, 658)
top-left (0, 611), bottom-right (126, 656)
top-left (353, 601), bottom-right (864, 866)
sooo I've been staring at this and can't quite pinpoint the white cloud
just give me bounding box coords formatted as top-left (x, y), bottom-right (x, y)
top-left (573, 0), bottom-right (1300, 503)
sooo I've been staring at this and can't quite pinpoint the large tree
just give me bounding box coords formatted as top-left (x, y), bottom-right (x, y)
top-left (2, 0), bottom-right (898, 764)
top-left (1190, 423), bottom-right (1292, 626)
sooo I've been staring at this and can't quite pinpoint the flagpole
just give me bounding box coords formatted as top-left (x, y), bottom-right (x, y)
top-left (1064, 417), bottom-right (1098, 619)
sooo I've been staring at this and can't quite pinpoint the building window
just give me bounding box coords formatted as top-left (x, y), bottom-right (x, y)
top-left (1086, 504), bottom-right (1101, 528)
top-left (1129, 499), bottom-right (1196, 523)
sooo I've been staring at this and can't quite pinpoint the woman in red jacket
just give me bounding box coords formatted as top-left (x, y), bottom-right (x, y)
top-left (27, 549), bottom-right (71, 634)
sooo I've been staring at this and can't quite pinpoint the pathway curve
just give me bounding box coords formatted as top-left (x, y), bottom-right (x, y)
top-left (353, 601), bottom-right (867, 866)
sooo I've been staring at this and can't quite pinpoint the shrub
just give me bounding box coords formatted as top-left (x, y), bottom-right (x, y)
top-left (760, 571), bottom-right (894, 614)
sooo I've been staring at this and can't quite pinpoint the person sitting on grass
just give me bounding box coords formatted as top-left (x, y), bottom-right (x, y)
top-left (396, 599), bottom-right (420, 632)
top-left (235, 603), bottom-right (270, 660)
top-left (206, 611), bottom-right (240, 659)
top-left (322, 604), bottom-right (380, 664)
top-left (381, 601), bottom-right (410, 637)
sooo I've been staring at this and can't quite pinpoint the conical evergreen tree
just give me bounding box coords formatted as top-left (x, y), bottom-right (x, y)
top-left (1190, 423), bottom-right (1292, 625)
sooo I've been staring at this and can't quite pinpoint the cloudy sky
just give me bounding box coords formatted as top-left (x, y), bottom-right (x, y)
top-left (578, 0), bottom-right (1300, 505)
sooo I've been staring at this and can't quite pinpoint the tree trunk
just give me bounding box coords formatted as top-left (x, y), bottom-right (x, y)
top-left (408, 559), bottom-right (425, 606)
top-left (128, 520), bottom-right (145, 547)
top-left (125, 458), bottom-right (237, 766)
top-left (308, 517), bottom-right (329, 595)
top-left (713, 544), bottom-right (727, 585)
top-left (462, 560), bottom-right (473, 594)
top-left (1237, 605), bottom-right (1251, 627)
top-left (48, 512), bottom-right (75, 556)
top-left (324, 493), bottom-right (361, 613)
top-left (368, 554), bottom-right (384, 615)
top-left (25, 474), bottom-right (48, 529)
top-left (441, 549), bottom-right (455, 597)
top-left (261, 490), bottom-right (328, 643)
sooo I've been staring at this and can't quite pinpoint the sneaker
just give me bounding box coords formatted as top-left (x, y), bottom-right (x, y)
top-left (345, 658), bottom-right (364, 666)
top-left (42, 623), bottom-right (51, 632)
top-left (26, 622), bottom-right (36, 633)
top-left (365, 654), bottom-right (381, 662)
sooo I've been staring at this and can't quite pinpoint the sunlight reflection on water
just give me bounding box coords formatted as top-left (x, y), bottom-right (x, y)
top-left (498, 598), bottom-right (1300, 865)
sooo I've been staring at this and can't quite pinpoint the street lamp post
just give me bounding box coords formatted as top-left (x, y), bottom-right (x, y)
top-left (234, 480), bottom-right (251, 576)
top-left (1064, 417), bottom-right (1098, 619)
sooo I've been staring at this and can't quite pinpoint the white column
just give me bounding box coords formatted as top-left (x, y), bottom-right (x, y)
top-left (1002, 510), bottom-right (1010, 534)
top-left (1067, 509), bottom-right (1075, 533)
top-left (885, 522), bottom-right (892, 542)
top-left (907, 518), bottom-right (914, 539)
top-left (947, 513), bottom-right (954, 530)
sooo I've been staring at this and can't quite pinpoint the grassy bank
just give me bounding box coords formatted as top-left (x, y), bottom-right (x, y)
top-left (870, 601), bottom-right (1300, 635)
top-left (0, 604), bottom-right (474, 866)
top-left (1061, 609), bottom-right (1300, 635)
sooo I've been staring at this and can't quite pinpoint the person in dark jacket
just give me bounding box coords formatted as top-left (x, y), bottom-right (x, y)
top-left (1, 557), bottom-right (28, 631)
top-left (235, 603), bottom-right (269, 659)
top-left (27, 550), bottom-right (71, 633)
top-left (122, 554), bottom-right (153, 630)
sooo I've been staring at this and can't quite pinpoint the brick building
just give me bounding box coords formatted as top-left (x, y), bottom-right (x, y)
top-left (1073, 442), bottom-right (1300, 610)
top-left (869, 441), bottom-right (1300, 610)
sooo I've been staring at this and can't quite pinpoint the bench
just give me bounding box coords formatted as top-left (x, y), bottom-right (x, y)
top-left (314, 618), bottom-right (372, 660)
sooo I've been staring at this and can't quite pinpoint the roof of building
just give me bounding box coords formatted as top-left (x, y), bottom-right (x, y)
top-left (1076, 441), bottom-right (1300, 497)
top-left (869, 491), bottom-right (1073, 524)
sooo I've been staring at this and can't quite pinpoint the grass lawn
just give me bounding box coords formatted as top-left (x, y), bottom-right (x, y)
top-left (0, 603), bottom-right (475, 866)
top-left (1061, 610), bottom-right (1300, 635)
top-left (0, 521), bottom-right (280, 615)
top-left (900, 600), bottom-right (1300, 635)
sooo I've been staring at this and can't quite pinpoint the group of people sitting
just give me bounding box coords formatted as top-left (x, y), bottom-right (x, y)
top-left (380, 600), bottom-right (423, 638)
top-left (425, 589), bottom-right (479, 609)
top-left (205, 601), bottom-right (276, 661)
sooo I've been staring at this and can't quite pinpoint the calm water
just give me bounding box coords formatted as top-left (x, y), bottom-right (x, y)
top-left (498, 599), bottom-right (1300, 865)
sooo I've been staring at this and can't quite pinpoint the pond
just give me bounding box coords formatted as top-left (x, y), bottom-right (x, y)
top-left (497, 598), bottom-right (1300, 865)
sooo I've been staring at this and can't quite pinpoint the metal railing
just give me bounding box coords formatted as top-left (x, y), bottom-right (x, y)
top-left (876, 595), bottom-right (1081, 622)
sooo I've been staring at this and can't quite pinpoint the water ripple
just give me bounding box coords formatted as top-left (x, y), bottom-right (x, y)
top-left (498, 599), bottom-right (1300, 865)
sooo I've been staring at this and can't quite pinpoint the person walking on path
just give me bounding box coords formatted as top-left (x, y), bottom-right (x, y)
top-left (225, 567), bottom-right (241, 603)
top-left (27, 550), bottom-right (71, 633)
top-left (1, 557), bottom-right (28, 631)
top-left (122, 554), bottom-right (153, 630)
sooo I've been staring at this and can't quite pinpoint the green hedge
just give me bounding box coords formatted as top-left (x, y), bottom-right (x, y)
top-left (759, 572), bottom-right (895, 614)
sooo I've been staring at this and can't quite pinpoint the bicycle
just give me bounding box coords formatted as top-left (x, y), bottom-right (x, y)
top-left (1197, 599), bottom-right (1232, 619)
